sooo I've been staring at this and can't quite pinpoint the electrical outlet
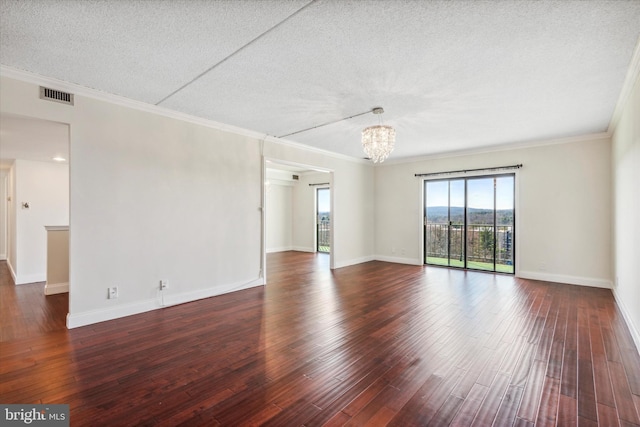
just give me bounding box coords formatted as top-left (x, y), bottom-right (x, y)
top-left (160, 280), bottom-right (168, 290)
top-left (108, 286), bottom-right (118, 299)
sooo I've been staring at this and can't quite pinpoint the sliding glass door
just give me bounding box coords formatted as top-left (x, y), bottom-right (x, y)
top-left (316, 188), bottom-right (330, 253)
top-left (424, 179), bottom-right (465, 267)
top-left (424, 174), bottom-right (514, 273)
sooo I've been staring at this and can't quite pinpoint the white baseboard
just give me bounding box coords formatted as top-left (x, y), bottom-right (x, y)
top-left (67, 277), bottom-right (263, 329)
top-left (375, 255), bottom-right (423, 266)
top-left (67, 299), bottom-right (158, 329)
top-left (15, 272), bottom-right (46, 285)
top-left (612, 288), bottom-right (640, 355)
top-left (266, 246), bottom-right (293, 253)
top-left (334, 255), bottom-right (375, 269)
top-left (162, 278), bottom-right (263, 307)
top-left (517, 271), bottom-right (612, 289)
top-left (6, 259), bottom-right (17, 284)
top-left (0, 253), bottom-right (6, 260)
top-left (45, 282), bottom-right (69, 295)
top-left (292, 246), bottom-right (315, 253)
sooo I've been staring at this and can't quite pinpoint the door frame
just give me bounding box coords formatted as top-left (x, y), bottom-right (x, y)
top-left (421, 170), bottom-right (519, 274)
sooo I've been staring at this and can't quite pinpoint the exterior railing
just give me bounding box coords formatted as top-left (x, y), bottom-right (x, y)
top-left (425, 223), bottom-right (513, 266)
top-left (318, 218), bottom-right (330, 252)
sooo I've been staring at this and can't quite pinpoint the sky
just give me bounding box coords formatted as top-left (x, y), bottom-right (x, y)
top-left (317, 188), bottom-right (330, 212)
top-left (426, 176), bottom-right (514, 210)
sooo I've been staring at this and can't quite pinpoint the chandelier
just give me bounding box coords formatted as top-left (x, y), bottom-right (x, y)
top-left (362, 107), bottom-right (395, 163)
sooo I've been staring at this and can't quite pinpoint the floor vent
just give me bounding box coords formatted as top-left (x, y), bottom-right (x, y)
top-left (40, 86), bottom-right (74, 105)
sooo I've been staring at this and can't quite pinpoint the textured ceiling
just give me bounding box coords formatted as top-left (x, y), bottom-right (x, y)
top-left (1, 0), bottom-right (640, 161)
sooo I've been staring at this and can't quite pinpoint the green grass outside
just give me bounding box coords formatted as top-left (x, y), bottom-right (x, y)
top-left (318, 246), bottom-right (330, 253)
top-left (426, 257), bottom-right (514, 274)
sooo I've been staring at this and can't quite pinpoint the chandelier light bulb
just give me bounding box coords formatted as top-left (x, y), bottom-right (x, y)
top-left (362, 124), bottom-right (395, 163)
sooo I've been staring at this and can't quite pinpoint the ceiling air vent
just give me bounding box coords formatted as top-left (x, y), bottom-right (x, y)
top-left (292, 174), bottom-right (299, 180)
top-left (40, 86), bottom-right (74, 105)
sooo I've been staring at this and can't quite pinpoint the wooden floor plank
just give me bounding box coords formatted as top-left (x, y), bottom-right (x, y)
top-left (1, 255), bottom-right (639, 426)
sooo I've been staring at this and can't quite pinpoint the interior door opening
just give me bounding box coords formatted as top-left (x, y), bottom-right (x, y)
top-left (424, 174), bottom-right (515, 273)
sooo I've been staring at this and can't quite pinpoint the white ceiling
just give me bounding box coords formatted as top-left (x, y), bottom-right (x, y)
top-left (1, 0), bottom-right (639, 161)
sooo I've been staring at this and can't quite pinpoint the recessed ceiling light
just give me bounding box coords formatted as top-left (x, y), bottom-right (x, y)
top-left (52, 156), bottom-right (66, 162)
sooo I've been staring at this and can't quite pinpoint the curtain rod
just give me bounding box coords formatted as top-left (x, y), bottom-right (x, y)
top-left (414, 163), bottom-right (522, 178)
top-left (309, 182), bottom-right (330, 187)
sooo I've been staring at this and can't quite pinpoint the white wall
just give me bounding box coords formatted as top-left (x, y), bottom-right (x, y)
top-left (0, 75), bottom-right (376, 327)
top-left (292, 172), bottom-right (329, 252)
top-left (375, 135), bottom-right (612, 288)
top-left (0, 169), bottom-right (7, 260)
top-left (7, 165), bottom-right (16, 273)
top-left (611, 72), bottom-right (640, 350)
top-left (266, 182), bottom-right (293, 252)
top-left (12, 159), bottom-right (69, 284)
top-left (264, 145), bottom-right (375, 268)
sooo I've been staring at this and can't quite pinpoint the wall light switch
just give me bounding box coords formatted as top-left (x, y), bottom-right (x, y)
top-left (108, 286), bottom-right (118, 299)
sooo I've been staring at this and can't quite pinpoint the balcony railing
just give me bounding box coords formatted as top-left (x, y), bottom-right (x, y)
top-left (425, 223), bottom-right (513, 269)
top-left (318, 218), bottom-right (330, 252)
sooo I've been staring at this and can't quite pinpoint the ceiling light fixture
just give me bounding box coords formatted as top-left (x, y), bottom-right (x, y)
top-left (362, 107), bottom-right (395, 163)
top-left (52, 156), bottom-right (66, 162)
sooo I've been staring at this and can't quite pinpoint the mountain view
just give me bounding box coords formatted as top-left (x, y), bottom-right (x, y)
top-left (426, 206), bottom-right (514, 225)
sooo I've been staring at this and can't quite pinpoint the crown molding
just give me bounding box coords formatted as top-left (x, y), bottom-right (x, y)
top-left (0, 65), bottom-right (369, 165)
top-left (380, 132), bottom-right (611, 166)
top-left (608, 34), bottom-right (640, 133)
top-left (0, 65), bottom-right (266, 138)
top-left (263, 134), bottom-right (371, 165)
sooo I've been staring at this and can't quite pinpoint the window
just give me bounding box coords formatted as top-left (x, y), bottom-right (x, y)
top-left (424, 174), bottom-right (515, 273)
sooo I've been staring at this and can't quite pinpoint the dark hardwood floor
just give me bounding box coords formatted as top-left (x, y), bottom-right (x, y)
top-left (1, 253), bottom-right (639, 426)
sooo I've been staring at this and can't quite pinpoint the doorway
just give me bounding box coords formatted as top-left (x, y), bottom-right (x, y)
top-left (262, 159), bottom-right (334, 283)
top-left (424, 174), bottom-right (515, 273)
top-left (0, 113), bottom-right (70, 331)
top-left (316, 187), bottom-right (330, 253)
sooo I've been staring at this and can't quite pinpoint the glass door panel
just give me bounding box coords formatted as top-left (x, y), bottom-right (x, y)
top-left (316, 188), bottom-right (330, 253)
top-left (467, 178), bottom-right (495, 271)
top-left (449, 180), bottom-right (465, 268)
top-left (496, 176), bottom-right (515, 273)
top-left (425, 181), bottom-right (449, 266)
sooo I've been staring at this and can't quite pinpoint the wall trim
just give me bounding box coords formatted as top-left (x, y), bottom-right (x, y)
top-left (292, 246), bottom-right (315, 253)
top-left (67, 298), bottom-right (158, 329)
top-left (612, 288), bottom-right (640, 354)
top-left (266, 246), bottom-right (294, 253)
top-left (6, 259), bottom-right (17, 284)
top-left (15, 273), bottom-right (46, 285)
top-left (44, 282), bottom-right (69, 295)
top-left (67, 277), bottom-right (263, 329)
top-left (381, 132), bottom-right (611, 166)
top-left (334, 255), bottom-right (375, 269)
top-left (517, 270), bottom-right (612, 289)
top-left (162, 278), bottom-right (263, 308)
top-left (608, 34), bottom-right (640, 133)
top-left (0, 66), bottom-right (366, 165)
top-left (375, 255), bottom-right (423, 266)
top-left (0, 253), bottom-right (6, 260)
top-left (264, 135), bottom-right (370, 164)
